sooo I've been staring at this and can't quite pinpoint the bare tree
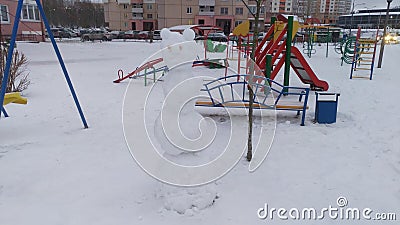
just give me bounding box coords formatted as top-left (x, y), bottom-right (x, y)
top-left (0, 42), bottom-right (30, 93)
top-left (240, 0), bottom-right (266, 161)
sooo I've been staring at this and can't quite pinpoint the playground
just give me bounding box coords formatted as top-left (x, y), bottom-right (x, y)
top-left (1, 18), bottom-right (400, 224)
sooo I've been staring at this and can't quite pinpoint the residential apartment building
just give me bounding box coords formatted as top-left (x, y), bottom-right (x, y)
top-left (269, 0), bottom-right (294, 14)
top-left (103, 0), bottom-right (351, 31)
top-left (0, 0), bottom-right (44, 41)
top-left (103, 0), bottom-right (156, 31)
top-left (131, 0), bottom-right (157, 30)
top-left (158, 0), bottom-right (267, 33)
top-left (104, 0), bottom-right (268, 32)
top-left (294, 0), bottom-right (351, 24)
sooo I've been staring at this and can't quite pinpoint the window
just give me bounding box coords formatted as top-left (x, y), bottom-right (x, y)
top-left (187, 7), bottom-right (192, 14)
top-left (249, 6), bottom-right (256, 14)
top-left (220, 7), bottom-right (228, 15)
top-left (123, 4), bottom-right (128, 9)
top-left (146, 4), bottom-right (152, 10)
top-left (248, 6), bottom-right (265, 14)
top-left (22, 4), bottom-right (40, 21)
top-left (235, 7), bottom-right (243, 15)
top-left (147, 14), bottom-right (152, 19)
top-left (0, 5), bottom-right (9, 23)
top-left (235, 20), bottom-right (243, 26)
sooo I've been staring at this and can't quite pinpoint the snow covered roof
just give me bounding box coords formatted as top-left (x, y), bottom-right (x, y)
top-left (341, 12), bottom-right (400, 17)
top-left (169, 25), bottom-right (222, 32)
top-left (169, 25), bottom-right (197, 31)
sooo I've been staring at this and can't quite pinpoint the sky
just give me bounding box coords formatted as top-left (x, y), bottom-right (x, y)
top-left (355, 0), bottom-right (400, 10)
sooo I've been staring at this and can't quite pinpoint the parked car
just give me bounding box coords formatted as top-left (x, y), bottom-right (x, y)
top-left (153, 30), bottom-right (161, 40)
top-left (195, 32), bottom-right (228, 42)
top-left (79, 29), bottom-right (91, 37)
top-left (64, 28), bottom-right (79, 38)
top-left (123, 30), bottom-right (140, 39)
top-left (137, 31), bottom-right (149, 39)
top-left (257, 32), bottom-right (266, 41)
top-left (228, 32), bottom-right (267, 43)
top-left (81, 30), bottom-right (113, 41)
top-left (110, 30), bottom-right (126, 39)
top-left (47, 27), bottom-right (77, 38)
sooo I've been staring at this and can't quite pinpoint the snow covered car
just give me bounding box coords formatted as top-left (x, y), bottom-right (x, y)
top-left (81, 30), bottom-right (113, 41)
top-left (195, 33), bottom-right (228, 42)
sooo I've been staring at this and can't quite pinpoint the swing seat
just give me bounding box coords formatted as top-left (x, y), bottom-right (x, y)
top-left (3, 92), bottom-right (27, 106)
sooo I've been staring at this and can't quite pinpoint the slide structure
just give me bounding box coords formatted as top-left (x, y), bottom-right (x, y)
top-left (289, 47), bottom-right (329, 91)
top-left (252, 16), bottom-right (329, 91)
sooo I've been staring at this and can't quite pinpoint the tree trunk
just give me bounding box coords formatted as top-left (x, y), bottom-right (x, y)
top-left (246, 0), bottom-right (263, 161)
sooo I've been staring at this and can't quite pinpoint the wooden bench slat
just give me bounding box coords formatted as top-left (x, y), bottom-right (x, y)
top-left (195, 101), bottom-right (308, 110)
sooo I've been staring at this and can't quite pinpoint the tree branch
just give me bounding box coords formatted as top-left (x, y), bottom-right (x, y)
top-left (240, 0), bottom-right (256, 18)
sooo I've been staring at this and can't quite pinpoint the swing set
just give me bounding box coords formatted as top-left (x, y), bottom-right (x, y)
top-left (0, 0), bottom-right (88, 128)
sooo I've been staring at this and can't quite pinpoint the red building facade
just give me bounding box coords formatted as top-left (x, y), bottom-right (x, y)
top-left (0, 0), bottom-right (45, 42)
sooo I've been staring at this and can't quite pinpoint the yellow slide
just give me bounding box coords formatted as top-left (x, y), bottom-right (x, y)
top-left (3, 92), bottom-right (28, 106)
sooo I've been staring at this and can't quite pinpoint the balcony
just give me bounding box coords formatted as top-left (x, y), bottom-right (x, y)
top-left (143, 0), bottom-right (155, 3)
top-left (132, 8), bottom-right (143, 13)
top-left (117, 0), bottom-right (130, 4)
top-left (199, 5), bottom-right (215, 16)
top-left (132, 16), bottom-right (144, 20)
top-left (132, 12), bottom-right (143, 20)
top-left (199, 11), bottom-right (215, 16)
top-left (199, 0), bottom-right (215, 6)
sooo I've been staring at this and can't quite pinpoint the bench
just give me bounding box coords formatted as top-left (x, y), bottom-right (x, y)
top-left (195, 74), bottom-right (310, 126)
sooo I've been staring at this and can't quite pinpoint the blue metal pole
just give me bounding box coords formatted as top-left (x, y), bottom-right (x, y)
top-left (35, 0), bottom-right (88, 128)
top-left (0, 0), bottom-right (24, 118)
top-left (1, 108), bottom-right (9, 117)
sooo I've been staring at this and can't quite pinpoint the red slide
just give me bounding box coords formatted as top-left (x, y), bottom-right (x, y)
top-left (289, 47), bottom-right (329, 91)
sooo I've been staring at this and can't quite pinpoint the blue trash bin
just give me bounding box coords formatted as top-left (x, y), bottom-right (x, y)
top-left (315, 92), bottom-right (340, 124)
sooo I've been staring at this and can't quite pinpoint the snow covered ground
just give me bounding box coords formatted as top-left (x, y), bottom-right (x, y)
top-left (0, 39), bottom-right (399, 224)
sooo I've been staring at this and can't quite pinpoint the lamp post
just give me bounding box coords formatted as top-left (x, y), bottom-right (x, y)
top-left (377, 0), bottom-right (393, 68)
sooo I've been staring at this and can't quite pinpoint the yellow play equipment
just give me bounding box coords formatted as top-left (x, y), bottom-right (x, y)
top-left (232, 20), bottom-right (250, 37)
top-left (1, 92), bottom-right (27, 117)
top-left (3, 92), bottom-right (27, 105)
top-left (274, 20), bottom-right (300, 41)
